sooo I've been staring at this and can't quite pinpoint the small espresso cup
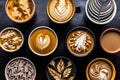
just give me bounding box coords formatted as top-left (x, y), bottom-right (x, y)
top-left (100, 28), bottom-right (120, 54)
top-left (47, 0), bottom-right (75, 24)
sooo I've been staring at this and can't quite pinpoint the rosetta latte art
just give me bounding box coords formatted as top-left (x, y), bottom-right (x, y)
top-left (89, 61), bottom-right (112, 80)
top-left (54, 0), bottom-right (70, 18)
top-left (48, 0), bottom-right (74, 22)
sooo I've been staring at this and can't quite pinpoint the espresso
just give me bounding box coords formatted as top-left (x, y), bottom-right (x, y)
top-left (47, 0), bottom-right (75, 23)
top-left (67, 28), bottom-right (94, 57)
top-left (29, 26), bottom-right (58, 56)
top-left (100, 28), bottom-right (120, 53)
top-left (5, 0), bottom-right (35, 23)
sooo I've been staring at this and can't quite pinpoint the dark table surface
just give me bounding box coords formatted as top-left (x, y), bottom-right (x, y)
top-left (0, 0), bottom-right (120, 80)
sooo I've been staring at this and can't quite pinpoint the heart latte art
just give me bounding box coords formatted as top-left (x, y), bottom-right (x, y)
top-left (36, 33), bottom-right (50, 50)
top-left (47, 0), bottom-right (75, 23)
top-left (28, 26), bottom-right (58, 56)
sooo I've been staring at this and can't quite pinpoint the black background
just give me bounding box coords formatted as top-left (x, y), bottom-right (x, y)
top-left (0, 0), bottom-right (120, 80)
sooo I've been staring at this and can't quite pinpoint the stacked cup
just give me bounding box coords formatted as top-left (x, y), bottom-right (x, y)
top-left (85, 0), bottom-right (117, 25)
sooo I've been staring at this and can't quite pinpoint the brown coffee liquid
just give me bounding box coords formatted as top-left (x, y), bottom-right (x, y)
top-left (101, 31), bottom-right (120, 53)
top-left (29, 28), bottom-right (57, 55)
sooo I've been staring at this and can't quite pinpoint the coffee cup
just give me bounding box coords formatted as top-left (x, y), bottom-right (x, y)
top-left (46, 56), bottom-right (76, 80)
top-left (5, 57), bottom-right (36, 80)
top-left (0, 27), bottom-right (24, 52)
top-left (86, 58), bottom-right (116, 80)
top-left (5, 0), bottom-right (36, 23)
top-left (100, 28), bottom-right (120, 54)
top-left (28, 26), bottom-right (58, 56)
top-left (85, 0), bottom-right (117, 25)
top-left (66, 26), bottom-right (95, 57)
top-left (47, 0), bottom-right (75, 24)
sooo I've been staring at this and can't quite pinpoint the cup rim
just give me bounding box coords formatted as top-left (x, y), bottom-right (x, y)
top-left (85, 0), bottom-right (117, 25)
top-left (5, 57), bottom-right (36, 80)
top-left (0, 27), bottom-right (24, 52)
top-left (46, 56), bottom-right (76, 80)
top-left (86, 58), bottom-right (116, 80)
top-left (28, 26), bottom-right (58, 56)
top-left (100, 28), bottom-right (120, 54)
top-left (5, 0), bottom-right (36, 23)
top-left (47, 0), bottom-right (75, 24)
top-left (66, 26), bottom-right (96, 57)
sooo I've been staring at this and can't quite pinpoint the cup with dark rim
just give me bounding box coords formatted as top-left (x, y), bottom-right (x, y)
top-left (66, 26), bottom-right (95, 57)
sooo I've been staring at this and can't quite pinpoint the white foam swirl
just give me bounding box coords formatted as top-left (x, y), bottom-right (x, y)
top-left (89, 61), bottom-right (112, 80)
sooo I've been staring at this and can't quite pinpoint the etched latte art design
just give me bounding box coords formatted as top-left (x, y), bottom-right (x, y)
top-left (89, 61), bottom-right (112, 80)
top-left (48, 0), bottom-right (75, 23)
top-left (86, 0), bottom-right (117, 24)
top-left (67, 30), bottom-right (94, 55)
top-left (6, 0), bottom-right (35, 23)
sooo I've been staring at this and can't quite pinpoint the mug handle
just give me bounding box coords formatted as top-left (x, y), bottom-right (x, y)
top-left (75, 7), bottom-right (81, 13)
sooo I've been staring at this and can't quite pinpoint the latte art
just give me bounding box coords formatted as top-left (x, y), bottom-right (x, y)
top-left (5, 0), bottom-right (35, 23)
top-left (0, 27), bottom-right (23, 52)
top-left (47, 0), bottom-right (75, 23)
top-left (67, 28), bottom-right (95, 57)
top-left (36, 33), bottom-right (50, 50)
top-left (89, 61), bottom-right (112, 80)
top-left (28, 26), bottom-right (58, 56)
top-left (85, 0), bottom-right (117, 24)
top-left (54, 0), bottom-right (70, 18)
